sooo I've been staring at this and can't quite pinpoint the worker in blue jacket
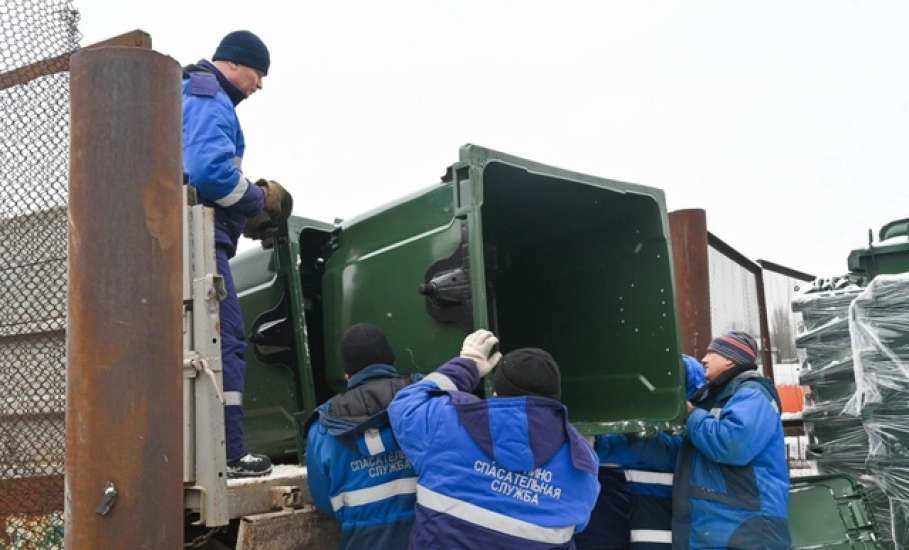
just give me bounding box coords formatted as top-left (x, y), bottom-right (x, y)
top-left (388, 329), bottom-right (601, 549)
top-left (584, 355), bottom-right (706, 549)
top-left (599, 332), bottom-right (790, 549)
top-left (306, 324), bottom-right (421, 549)
top-left (182, 30), bottom-right (293, 477)
top-left (675, 331), bottom-right (790, 548)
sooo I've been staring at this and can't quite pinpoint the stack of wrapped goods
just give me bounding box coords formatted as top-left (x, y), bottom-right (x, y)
top-left (793, 284), bottom-right (868, 475)
top-left (793, 281), bottom-right (895, 546)
top-left (850, 273), bottom-right (909, 549)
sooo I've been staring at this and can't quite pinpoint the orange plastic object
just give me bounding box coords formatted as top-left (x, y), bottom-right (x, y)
top-left (776, 384), bottom-right (806, 413)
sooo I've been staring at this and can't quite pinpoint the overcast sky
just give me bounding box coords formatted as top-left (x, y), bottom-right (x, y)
top-left (74, 0), bottom-right (908, 275)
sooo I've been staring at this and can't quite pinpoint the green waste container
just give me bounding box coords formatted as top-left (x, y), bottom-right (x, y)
top-left (320, 145), bottom-right (684, 434)
top-left (791, 288), bottom-right (862, 332)
top-left (848, 218), bottom-right (909, 281)
top-left (803, 411), bottom-right (869, 470)
top-left (866, 458), bottom-right (909, 548)
top-left (233, 145), bottom-right (686, 460)
top-left (233, 216), bottom-right (336, 459)
top-left (789, 474), bottom-right (884, 549)
top-left (799, 357), bottom-right (856, 414)
top-left (862, 405), bottom-right (909, 460)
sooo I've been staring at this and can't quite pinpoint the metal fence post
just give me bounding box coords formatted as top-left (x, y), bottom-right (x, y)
top-left (669, 209), bottom-right (713, 358)
top-left (66, 46), bottom-right (183, 549)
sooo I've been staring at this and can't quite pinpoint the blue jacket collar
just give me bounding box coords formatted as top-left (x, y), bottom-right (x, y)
top-left (198, 59), bottom-right (246, 106)
top-left (347, 363), bottom-right (399, 389)
top-left (690, 363), bottom-right (755, 404)
top-left (313, 364), bottom-right (411, 438)
top-left (723, 370), bottom-right (782, 410)
top-left (693, 367), bottom-right (780, 411)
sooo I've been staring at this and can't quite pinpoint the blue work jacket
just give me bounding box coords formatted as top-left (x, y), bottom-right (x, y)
top-left (306, 364), bottom-right (420, 549)
top-left (388, 357), bottom-right (600, 549)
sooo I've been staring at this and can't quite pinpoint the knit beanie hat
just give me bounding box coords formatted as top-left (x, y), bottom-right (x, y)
top-left (493, 348), bottom-right (561, 401)
top-left (707, 331), bottom-right (758, 367)
top-left (339, 323), bottom-right (396, 376)
top-left (213, 30), bottom-right (270, 75)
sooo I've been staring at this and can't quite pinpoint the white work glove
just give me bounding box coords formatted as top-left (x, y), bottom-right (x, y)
top-left (460, 329), bottom-right (502, 378)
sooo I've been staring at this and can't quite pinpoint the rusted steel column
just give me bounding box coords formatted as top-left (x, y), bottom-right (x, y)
top-left (669, 209), bottom-right (712, 359)
top-left (67, 47), bottom-right (183, 549)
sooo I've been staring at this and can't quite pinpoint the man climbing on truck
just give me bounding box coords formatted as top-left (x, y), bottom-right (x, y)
top-left (182, 30), bottom-right (293, 478)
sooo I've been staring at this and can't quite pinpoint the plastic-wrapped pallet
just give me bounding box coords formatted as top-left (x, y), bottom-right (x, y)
top-left (790, 281), bottom-right (898, 544)
top-left (792, 285), bottom-right (868, 476)
top-left (850, 273), bottom-right (909, 549)
top-left (863, 476), bottom-right (898, 549)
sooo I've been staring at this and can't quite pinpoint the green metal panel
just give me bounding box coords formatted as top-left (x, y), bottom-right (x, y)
top-left (879, 218), bottom-right (909, 242)
top-left (321, 145), bottom-right (685, 434)
top-left (232, 216), bottom-right (334, 460)
top-left (848, 220), bottom-right (909, 281)
top-left (789, 475), bottom-right (884, 549)
top-left (321, 183), bottom-right (466, 389)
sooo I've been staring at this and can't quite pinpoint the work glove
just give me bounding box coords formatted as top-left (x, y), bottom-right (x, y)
top-left (459, 329), bottom-right (502, 378)
top-left (256, 179), bottom-right (294, 223)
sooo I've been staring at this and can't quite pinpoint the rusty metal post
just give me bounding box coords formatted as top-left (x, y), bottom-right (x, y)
top-left (669, 209), bottom-right (713, 359)
top-left (66, 47), bottom-right (183, 549)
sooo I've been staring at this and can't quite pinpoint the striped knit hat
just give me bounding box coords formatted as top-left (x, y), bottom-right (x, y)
top-left (707, 331), bottom-right (758, 367)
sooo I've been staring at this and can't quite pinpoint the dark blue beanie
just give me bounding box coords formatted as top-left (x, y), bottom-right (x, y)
top-left (493, 348), bottom-right (561, 401)
top-left (340, 323), bottom-right (396, 376)
top-left (707, 331), bottom-right (758, 367)
top-left (213, 30), bottom-right (270, 75)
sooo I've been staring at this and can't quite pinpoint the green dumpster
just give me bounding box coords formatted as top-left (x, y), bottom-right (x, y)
top-left (320, 145), bottom-right (684, 434)
top-left (799, 357), bottom-right (856, 414)
top-left (848, 218), bottom-right (909, 281)
top-left (233, 216), bottom-right (336, 459)
top-left (233, 145), bottom-right (686, 460)
top-left (850, 273), bottom-right (909, 548)
top-left (789, 474), bottom-right (884, 549)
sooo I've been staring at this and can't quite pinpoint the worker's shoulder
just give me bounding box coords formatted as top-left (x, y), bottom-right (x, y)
top-left (734, 377), bottom-right (779, 408)
top-left (183, 71), bottom-right (222, 98)
top-left (182, 75), bottom-right (234, 119)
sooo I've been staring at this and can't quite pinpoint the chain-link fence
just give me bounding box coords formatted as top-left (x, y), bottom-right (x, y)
top-left (0, 1), bottom-right (80, 547)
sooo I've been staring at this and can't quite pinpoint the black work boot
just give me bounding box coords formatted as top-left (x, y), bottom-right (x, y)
top-left (227, 453), bottom-right (273, 478)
